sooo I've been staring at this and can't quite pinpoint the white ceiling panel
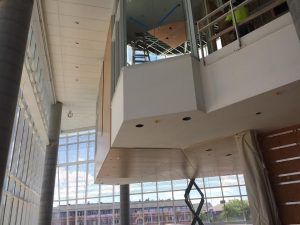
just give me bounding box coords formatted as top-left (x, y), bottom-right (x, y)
top-left (43, 0), bottom-right (114, 131)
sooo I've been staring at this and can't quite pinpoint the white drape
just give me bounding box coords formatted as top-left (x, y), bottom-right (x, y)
top-left (235, 130), bottom-right (281, 225)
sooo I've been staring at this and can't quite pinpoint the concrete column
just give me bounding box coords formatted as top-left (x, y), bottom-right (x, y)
top-left (0, 0), bottom-right (33, 204)
top-left (120, 184), bottom-right (130, 225)
top-left (38, 102), bottom-right (62, 225)
top-left (287, 0), bottom-right (300, 40)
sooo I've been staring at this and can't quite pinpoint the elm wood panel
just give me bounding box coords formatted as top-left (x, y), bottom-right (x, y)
top-left (271, 174), bottom-right (300, 184)
top-left (148, 21), bottom-right (187, 49)
top-left (272, 183), bottom-right (300, 203)
top-left (262, 145), bottom-right (300, 164)
top-left (268, 158), bottom-right (300, 176)
top-left (261, 130), bottom-right (300, 150)
top-left (279, 204), bottom-right (300, 224)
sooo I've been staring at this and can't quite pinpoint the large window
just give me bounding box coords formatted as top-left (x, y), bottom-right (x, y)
top-left (0, 94), bottom-right (46, 225)
top-left (53, 130), bottom-right (251, 225)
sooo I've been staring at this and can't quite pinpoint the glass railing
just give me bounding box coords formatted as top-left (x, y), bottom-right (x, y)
top-left (125, 0), bottom-right (191, 66)
top-left (195, 0), bottom-right (288, 64)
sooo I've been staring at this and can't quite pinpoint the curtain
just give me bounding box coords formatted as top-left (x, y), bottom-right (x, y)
top-left (235, 130), bottom-right (281, 225)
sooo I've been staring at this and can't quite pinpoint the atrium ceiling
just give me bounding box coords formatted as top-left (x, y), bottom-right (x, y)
top-left (42, 0), bottom-right (114, 131)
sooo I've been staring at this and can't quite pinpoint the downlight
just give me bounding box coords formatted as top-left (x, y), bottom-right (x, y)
top-left (182, 117), bottom-right (192, 121)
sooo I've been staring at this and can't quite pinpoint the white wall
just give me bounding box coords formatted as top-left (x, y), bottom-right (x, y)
top-left (201, 13), bottom-right (300, 112)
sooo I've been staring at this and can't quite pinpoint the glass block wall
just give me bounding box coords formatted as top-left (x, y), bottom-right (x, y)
top-left (53, 130), bottom-right (251, 225)
top-left (0, 94), bottom-right (46, 225)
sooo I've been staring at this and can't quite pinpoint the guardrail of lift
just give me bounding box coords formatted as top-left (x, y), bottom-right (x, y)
top-left (196, 0), bottom-right (287, 65)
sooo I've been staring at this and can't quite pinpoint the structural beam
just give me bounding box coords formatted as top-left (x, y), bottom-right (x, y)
top-left (0, 0), bottom-right (33, 204)
top-left (287, 0), bottom-right (300, 40)
top-left (120, 184), bottom-right (130, 225)
top-left (38, 102), bottom-right (63, 225)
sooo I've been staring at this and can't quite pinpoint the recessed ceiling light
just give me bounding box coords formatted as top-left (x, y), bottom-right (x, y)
top-left (182, 117), bottom-right (192, 121)
top-left (256, 112), bottom-right (262, 115)
top-left (75, 42), bottom-right (79, 45)
top-left (136, 124), bottom-right (144, 128)
top-left (75, 66), bottom-right (79, 69)
top-left (75, 21), bottom-right (80, 24)
top-left (226, 153), bottom-right (232, 157)
top-left (205, 148), bottom-right (212, 152)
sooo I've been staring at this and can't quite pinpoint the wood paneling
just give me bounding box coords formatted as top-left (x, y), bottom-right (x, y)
top-left (148, 21), bottom-right (187, 49)
top-left (273, 183), bottom-right (300, 203)
top-left (259, 125), bottom-right (300, 225)
top-left (279, 204), bottom-right (300, 224)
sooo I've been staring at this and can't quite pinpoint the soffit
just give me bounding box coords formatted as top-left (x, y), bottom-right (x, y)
top-left (42, 0), bottom-right (114, 131)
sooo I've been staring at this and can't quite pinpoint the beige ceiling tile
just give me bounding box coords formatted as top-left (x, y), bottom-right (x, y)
top-left (59, 55), bottom-right (102, 65)
top-left (62, 62), bottom-right (102, 73)
top-left (48, 35), bottom-right (61, 46)
top-left (45, 13), bottom-right (60, 26)
top-left (47, 24), bottom-right (60, 36)
top-left (58, 0), bottom-right (114, 9)
top-left (44, 0), bottom-right (59, 14)
top-left (59, 37), bottom-right (105, 50)
top-left (58, 15), bottom-right (109, 32)
top-left (58, 2), bottom-right (111, 21)
top-left (61, 46), bottom-right (102, 58)
top-left (49, 45), bottom-right (62, 55)
top-left (58, 27), bottom-right (108, 42)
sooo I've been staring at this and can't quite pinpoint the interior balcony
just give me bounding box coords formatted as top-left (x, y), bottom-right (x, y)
top-left (110, 13), bottom-right (300, 150)
top-left (95, 1), bottom-right (300, 184)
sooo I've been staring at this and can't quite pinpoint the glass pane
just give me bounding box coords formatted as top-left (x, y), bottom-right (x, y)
top-left (59, 167), bottom-right (67, 200)
top-left (143, 192), bottom-right (157, 201)
top-left (240, 186), bottom-right (247, 196)
top-left (58, 145), bottom-right (67, 164)
top-left (222, 186), bottom-right (240, 197)
top-left (143, 182), bottom-right (156, 193)
top-left (68, 144), bottom-right (77, 163)
top-left (205, 187), bottom-right (222, 198)
top-left (79, 134), bottom-right (88, 142)
top-left (172, 179), bottom-right (187, 190)
top-left (68, 165), bottom-right (77, 200)
top-left (238, 174), bottom-right (245, 185)
top-left (126, 0), bottom-right (190, 66)
top-left (173, 190), bottom-right (185, 200)
top-left (130, 194), bottom-right (142, 202)
top-left (89, 142), bottom-right (95, 160)
top-left (204, 176), bottom-right (220, 188)
top-left (68, 135), bottom-right (77, 144)
top-left (101, 185), bottom-right (113, 197)
top-left (157, 181), bottom-right (171, 192)
top-left (130, 183), bottom-right (141, 194)
top-left (221, 175), bottom-right (238, 186)
top-left (158, 191), bottom-right (172, 201)
top-left (78, 143), bottom-right (88, 161)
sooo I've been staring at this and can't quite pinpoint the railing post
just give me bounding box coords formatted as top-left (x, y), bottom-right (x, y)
top-left (229, 0), bottom-right (242, 48)
top-left (183, 0), bottom-right (199, 59)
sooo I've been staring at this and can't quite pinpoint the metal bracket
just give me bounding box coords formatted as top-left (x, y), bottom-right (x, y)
top-left (184, 178), bottom-right (205, 225)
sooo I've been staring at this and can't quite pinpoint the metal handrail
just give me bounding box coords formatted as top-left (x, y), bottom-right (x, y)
top-left (196, 0), bottom-right (287, 65)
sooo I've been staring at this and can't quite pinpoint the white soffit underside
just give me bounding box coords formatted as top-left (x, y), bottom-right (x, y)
top-left (43, 0), bottom-right (114, 131)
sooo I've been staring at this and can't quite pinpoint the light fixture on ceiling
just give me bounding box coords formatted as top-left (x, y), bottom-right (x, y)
top-left (182, 116), bottom-right (192, 121)
top-left (75, 42), bottom-right (79, 45)
top-left (67, 110), bottom-right (73, 118)
top-left (75, 21), bottom-right (80, 24)
top-left (205, 148), bottom-right (213, 152)
top-left (256, 112), bottom-right (262, 115)
top-left (136, 124), bottom-right (144, 128)
top-left (226, 153), bottom-right (232, 157)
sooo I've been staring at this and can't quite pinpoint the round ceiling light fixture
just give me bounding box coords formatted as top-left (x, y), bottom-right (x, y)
top-left (67, 110), bottom-right (73, 118)
top-left (136, 124), bottom-right (144, 128)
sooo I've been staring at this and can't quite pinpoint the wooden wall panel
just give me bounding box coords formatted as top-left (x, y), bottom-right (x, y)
top-left (259, 125), bottom-right (300, 225)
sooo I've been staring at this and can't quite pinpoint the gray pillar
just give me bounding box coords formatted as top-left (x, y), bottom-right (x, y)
top-left (0, 0), bottom-right (33, 204)
top-left (38, 102), bottom-right (62, 225)
top-left (120, 184), bottom-right (130, 225)
top-left (287, 0), bottom-right (300, 40)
